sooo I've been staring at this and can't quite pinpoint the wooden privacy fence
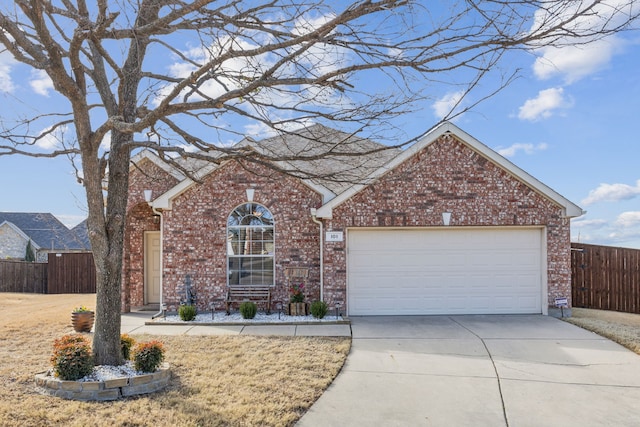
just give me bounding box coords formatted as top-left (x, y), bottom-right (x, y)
top-left (572, 243), bottom-right (640, 314)
top-left (47, 252), bottom-right (96, 294)
top-left (0, 252), bottom-right (96, 294)
top-left (0, 260), bottom-right (47, 293)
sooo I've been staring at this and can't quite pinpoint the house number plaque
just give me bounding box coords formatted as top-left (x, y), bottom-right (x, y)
top-left (325, 231), bottom-right (344, 242)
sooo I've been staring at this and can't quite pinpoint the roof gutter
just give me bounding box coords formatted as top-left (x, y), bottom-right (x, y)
top-left (150, 205), bottom-right (165, 320)
top-left (310, 208), bottom-right (324, 302)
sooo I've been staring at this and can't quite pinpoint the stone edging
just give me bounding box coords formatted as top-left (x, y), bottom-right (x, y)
top-left (34, 363), bottom-right (170, 401)
top-left (146, 319), bottom-right (351, 326)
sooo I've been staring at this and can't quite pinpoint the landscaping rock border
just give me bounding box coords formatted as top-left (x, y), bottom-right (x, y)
top-left (34, 363), bottom-right (171, 401)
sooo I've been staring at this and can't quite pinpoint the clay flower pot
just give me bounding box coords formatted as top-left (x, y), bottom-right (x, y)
top-left (71, 311), bottom-right (95, 333)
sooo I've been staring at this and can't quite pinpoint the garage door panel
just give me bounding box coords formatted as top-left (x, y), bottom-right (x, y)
top-left (348, 228), bottom-right (543, 315)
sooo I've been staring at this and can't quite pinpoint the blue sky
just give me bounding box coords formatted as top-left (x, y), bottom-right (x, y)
top-left (0, 5), bottom-right (639, 249)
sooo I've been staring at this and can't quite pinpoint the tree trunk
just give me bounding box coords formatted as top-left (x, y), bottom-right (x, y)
top-left (90, 132), bottom-right (132, 366)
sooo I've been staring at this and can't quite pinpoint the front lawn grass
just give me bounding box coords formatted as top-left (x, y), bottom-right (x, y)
top-left (0, 293), bottom-right (350, 426)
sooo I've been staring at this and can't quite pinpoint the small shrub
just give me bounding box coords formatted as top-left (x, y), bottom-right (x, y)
top-left (50, 334), bottom-right (94, 381)
top-left (310, 301), bottom-right (328, 319)
top-left (289, 283), bottom-right (305, 303)
top-left (179, 304), bottom-right (197, 321)
top-left (121, 334), bottom-right (136, 360)
top-left (133, 340), bottom-right (165, 373)
top-left (239, 301), bottom-right (257, 319)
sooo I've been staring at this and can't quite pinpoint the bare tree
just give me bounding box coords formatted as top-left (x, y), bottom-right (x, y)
top-left (0, 0), bottom-right (636, 365)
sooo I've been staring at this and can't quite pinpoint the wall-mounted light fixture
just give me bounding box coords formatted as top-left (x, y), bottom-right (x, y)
top-left (246, 188), bottom-right (255, 202)
top-left (442, 212), bottom-right (452, 226)
top-left (143, 189), bottom-right (153, 203)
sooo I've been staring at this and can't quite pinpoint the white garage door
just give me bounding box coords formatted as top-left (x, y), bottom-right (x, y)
top-left (347, 228), bottom-right (544, 315)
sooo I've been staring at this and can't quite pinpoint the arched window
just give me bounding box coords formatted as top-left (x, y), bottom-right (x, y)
top-left (227, 203), bottom-right (274, 287)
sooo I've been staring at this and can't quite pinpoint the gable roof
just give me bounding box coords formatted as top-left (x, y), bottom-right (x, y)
top-left (235, 124), bottom-right (401, 195)
top-left (71, 220), bottom-right (91, 249)
top-left (0, 212), bottom-right (90, 251)
top-left (145, 124), bottom-right (401, 209)
top-left (314, 121), bottom-right (584, 219)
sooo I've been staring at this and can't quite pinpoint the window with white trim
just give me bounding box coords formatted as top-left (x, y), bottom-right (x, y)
top-left (227, 203), bottom-right (274, 286)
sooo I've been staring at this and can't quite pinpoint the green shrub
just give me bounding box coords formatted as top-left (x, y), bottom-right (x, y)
top-left (239, 301), bottom-right (257, 319)
top-left (50, 334), bottom-right (94, 381)
top-left (121, 334), bottom-right (136, 360)
top-left (179, 304), bottom-right (197, 321)
top-left (310, 301), bottom-right (328, 319)
top-left (133, 340), bottom-right (165, 373)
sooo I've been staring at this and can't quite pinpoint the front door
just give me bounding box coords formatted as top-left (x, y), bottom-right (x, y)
top-left (144, 231), bottom-right (161, 304)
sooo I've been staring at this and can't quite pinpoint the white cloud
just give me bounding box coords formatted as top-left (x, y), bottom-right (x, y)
top-left (571, 215), bottom-right (640, 248)
top-left (100, 131), bottom-right (111, 151)
top-left (431, 90), bottom-right (465, 121)
top-left (581, 179), bottom-right (640, 205)
top-left (497, 142), bottom-right (548, 158)
top-left (615, 211), bottom-right (640, 227)
top-left (529, 0), bottom-right (636, 83)
top-left (56, 214), bottom-right (86, 228)
top-left (154, 11), bottom-right (348, 111)
top-left (606, 227), bottom-right (640, 246)
top-left (571, 217), bottom-right (608, 229)
top-left (532, 39), bottom-right (620, 84)
top-left (29, 69), bottom-right (54, 96)
top-left (36, 124), bottom-right (68, 150)
top-left (0, 50), bottom-right (16, 93)
top-left (518, 87), bottom-right (571, 121)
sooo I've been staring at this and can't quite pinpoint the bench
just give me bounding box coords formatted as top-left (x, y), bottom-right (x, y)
top-left (225, 285), bottom-right (272, 315)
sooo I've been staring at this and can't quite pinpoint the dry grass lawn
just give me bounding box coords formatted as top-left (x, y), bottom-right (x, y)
top-left (0, 293), bottom-right (350, 427)
top-left (564, 307), bottom-right (640, 355)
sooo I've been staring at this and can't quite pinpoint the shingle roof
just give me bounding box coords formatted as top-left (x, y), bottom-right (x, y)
top-left (239, 124), bottom-right (402, 194)
top-left (138, 124), bottom-right (403, 207)
top-left (0, 212), bottom-right (90, 251)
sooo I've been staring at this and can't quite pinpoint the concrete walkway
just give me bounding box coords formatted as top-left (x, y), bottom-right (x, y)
top-left (297, 315), bottom-right (640, 427)
top-left (120, 311), bottom-right (352, 337)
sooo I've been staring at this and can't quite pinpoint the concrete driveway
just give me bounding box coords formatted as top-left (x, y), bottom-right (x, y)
top-left (297, 315), bottom-right (640, 426)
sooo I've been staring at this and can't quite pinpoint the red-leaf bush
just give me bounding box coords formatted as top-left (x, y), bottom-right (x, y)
top-left (50, 334), bottom-right (94, 380)
top-left (133, 340), bottom-right (165, 373)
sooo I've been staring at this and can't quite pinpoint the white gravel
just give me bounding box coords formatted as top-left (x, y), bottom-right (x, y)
top-left (153, 311), bottom-right (344, 324)
top-left (42, 361), bottom-right (142, 382)
top-left (79, 361), bottom-right (141, 382)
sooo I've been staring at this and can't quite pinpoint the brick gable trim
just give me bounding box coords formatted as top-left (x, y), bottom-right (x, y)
top-left (315, 122), bottom-right (583, 219)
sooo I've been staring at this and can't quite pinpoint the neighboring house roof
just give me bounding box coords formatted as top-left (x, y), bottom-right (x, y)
top-left (314, 122), bottom-right (584, 219)
top-left (71, 220), bottom-right (91, 249)
top-left (0, 212), bottom-right (91, 251)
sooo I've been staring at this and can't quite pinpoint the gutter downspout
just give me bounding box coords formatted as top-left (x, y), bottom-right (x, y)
top-left (151, 206), bottom-right (165, 319)
top-left (310, 208), bottom-right (324, 302)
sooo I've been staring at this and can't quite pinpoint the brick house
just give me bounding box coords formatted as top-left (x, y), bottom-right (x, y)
top-left (122, 122), bottom-right (583, 316)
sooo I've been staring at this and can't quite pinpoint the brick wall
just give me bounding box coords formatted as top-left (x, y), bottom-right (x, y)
top-left (160, 161), bottom-right (323, 312)
top-left (123, 158), bottom-right (179, 311)
top-left (124, 134), bottom-right (573, 315)
top-left (124, 158), bottom-right (323, 312)
top-left (321, 134), bottom-right (571, 311)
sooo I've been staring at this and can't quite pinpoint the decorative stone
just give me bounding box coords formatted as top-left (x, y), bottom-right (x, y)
top-left (34, 363), bottom-right (171, 401)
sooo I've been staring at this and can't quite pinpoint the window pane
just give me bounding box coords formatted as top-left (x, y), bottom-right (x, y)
top-left (227, 203), bottom-right (274, 286)
top-left (228, 203), bottom-right (274, 227)
top-left (228, 256), bottom-right (274, 286)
